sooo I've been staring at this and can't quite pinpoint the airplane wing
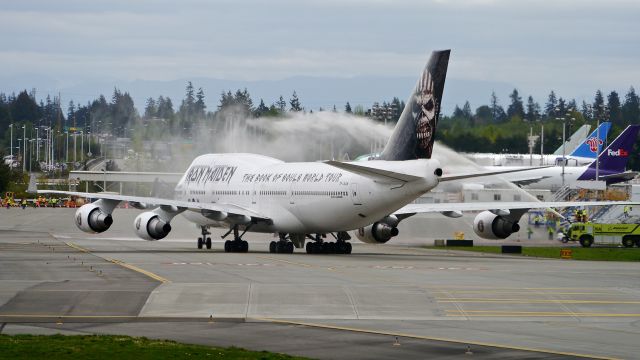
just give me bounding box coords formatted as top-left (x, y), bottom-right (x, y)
top-left (509, 176), bottom-right (550, 187)
top-left (394, 200), bottom-right (634, 218)
top-left (36, 190), bottom-right (271, 221)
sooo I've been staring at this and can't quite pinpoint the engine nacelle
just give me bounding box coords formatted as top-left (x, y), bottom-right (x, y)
top-left (75, 203), bottom-right (114, 233)
top-left (134, 211), bottom-right (172, 241)
top-left (356, 221), bottom-right (400, 244)
top-left (473, 211), bottom-right (521, 240)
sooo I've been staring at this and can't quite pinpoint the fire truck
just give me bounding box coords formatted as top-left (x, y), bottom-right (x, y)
top-left (563, 222), bottom-right (640, 248)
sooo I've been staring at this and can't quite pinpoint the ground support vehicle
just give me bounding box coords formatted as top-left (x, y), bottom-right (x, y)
top-left (563, 222), bottom-right (640, 248)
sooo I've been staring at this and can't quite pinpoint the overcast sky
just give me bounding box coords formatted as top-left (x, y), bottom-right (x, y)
top-left (1, 0), bottom-right (638, 108)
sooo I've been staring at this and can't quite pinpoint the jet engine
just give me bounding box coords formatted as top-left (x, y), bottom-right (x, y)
top-left (355, 215), bottom-right (400, 244)
top-left (75, 202), bottom-right (114, 233)
top-left (134, 211), bottom-right (172, 241)
top-left (473, 210), bottom-right (521, 240)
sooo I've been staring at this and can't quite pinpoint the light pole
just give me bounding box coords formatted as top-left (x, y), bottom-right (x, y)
top-left (87, 131), bottom-right (92, 157)
top-left (9, 124), bottom-right (13, 166)
top-left (22, 125), bottom-right (26, 172)
top-left (555, 107), bottom-right (574, 188)
top-left (65, 131), bottom-right (69, 163)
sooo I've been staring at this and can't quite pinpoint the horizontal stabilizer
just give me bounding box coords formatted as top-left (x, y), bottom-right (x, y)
top-left (599, 171), bottom-right (638, 182)
top-left (324, 161), bottom-right (422, 182)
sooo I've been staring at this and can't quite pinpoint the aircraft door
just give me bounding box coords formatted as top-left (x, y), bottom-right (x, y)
top-left (251, 182), bottom-right (257, 205)
top-left (350, 183), bottom-right (362, 205)
top-left (289, 182), bottom-right (296, 205)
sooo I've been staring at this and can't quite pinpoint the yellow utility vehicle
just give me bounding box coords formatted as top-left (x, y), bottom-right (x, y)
top-left (563, 222), bottom-right (640, 248)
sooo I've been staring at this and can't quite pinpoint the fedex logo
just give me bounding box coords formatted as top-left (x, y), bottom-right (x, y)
top-left (585, 137), bottom-right (602, 153)
top-left (607, 148), bottom-right (629, 157)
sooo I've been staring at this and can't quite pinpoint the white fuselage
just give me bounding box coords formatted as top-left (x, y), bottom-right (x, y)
top-left (464, 153), bottom-right (594, 168)
top-left (174, 153), bottom-right (440, 233)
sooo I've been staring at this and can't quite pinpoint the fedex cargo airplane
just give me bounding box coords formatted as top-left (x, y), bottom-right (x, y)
top-left (36, 50), bottom-right (636, 254)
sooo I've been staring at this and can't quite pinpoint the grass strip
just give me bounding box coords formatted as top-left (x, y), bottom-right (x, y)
top-left (0, 334), bottom-right (309, 360)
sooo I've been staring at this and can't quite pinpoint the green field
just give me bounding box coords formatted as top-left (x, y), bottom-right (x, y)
top-left (0, 334), bottom-right (309, 360)
top-left (429, 246), bottom-right (640, 261)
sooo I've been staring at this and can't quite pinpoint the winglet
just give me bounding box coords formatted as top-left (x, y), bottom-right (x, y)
top-left (27, 174), bottom-right (37, 194)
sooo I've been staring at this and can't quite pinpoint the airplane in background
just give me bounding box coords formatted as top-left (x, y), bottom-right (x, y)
top-left (480, 124), bottom-right (639, 191)
top-left (464, 122), bottom-right (611, 167)
top-left (34, 50), bottom-right (636, 253)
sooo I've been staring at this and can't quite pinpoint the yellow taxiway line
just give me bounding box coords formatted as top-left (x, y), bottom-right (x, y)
top-left (256, 317), bottom-right (621, 360)
top-left (107, 258), bottom-right (170, 284)
top-left (445, 310), bottom-right (640, 317)
top-left (437, 298), bottom-right (640, 304)
top-left (64, 241), bottom-right (170, 284)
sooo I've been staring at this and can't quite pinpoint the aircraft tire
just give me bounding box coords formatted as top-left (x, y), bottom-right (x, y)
top-left (269, 241), bottom-right (276, 253)
top-left (242, 240), bottom-right (249, 253)
top-left (206, 237), bottom-right (212, 249)
top-left (197, 237), bottom-right (203, 249)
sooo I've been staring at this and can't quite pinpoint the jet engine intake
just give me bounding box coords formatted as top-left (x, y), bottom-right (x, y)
top-left (75, 203), bottom-right (113, 233)
top-left (134, 211), bottom-right (172, 241)
top-left (473, 210), bottom-right (520, 240)
top-left (356, 220), bottom-right (400, 244)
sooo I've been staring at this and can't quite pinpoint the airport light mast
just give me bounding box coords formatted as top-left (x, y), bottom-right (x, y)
top-left (9, 123), bottom-right (13, 169)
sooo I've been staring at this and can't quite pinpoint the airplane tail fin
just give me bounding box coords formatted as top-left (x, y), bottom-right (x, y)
top-left (379, 50), bottom-right (450, 161)
top-left (578, 124), bottom-right (640, 181)
top-left (569, 122), bottom-right (611, 158)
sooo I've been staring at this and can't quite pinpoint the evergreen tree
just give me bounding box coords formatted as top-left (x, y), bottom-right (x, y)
top-left (289, 91), bottom-right (302, 112)
top-left (276, 96), bottom-right (287, 112)
top-left (490, 92), bottom-right (505, 122)
top-left (622, 87), bottom-right (640, 123)
top-left (144, 97), bottom-right (157, 118)
top-left (10, 90), bottom-right (41, 124)
top-left (556, 97), bottom-right (567, 115)
top-left (581, 100), bottom-right (592, 121)
top-left (345, 102), bottom-right (352, 113)
top-left (452, 105), bottom-right (464, 118)
top-left (254, 99), bottom-right (269, 117)
top-left (462, 101), bottom-right (473, 119)
top-left (195, 88), bottom-right (206, 117)
top-left (525, 96), bottom-right (540, 122)
top-left (507, 89), bottom-right (525, 119)
top-left (607, 90), bottom-right (622, 124)
top-left (67, 100), bottom-right (76, 126)
top-left (544, 90), bottom-right (558, 118)
top-left (593, 90), bottom-right (606, 120)
top-left (156, 96), bottom-right (175, 120)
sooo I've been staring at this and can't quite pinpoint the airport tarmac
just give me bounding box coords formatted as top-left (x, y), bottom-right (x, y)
top-left (2, 208), bottom-right (640, 359)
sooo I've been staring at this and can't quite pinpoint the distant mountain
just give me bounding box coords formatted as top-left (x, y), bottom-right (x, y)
top-left (0, 75), bottom-right (516, 116)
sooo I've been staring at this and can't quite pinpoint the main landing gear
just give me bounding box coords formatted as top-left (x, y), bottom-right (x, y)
top-left (306, 232), bottom-right (352, 254)
top-left (221, 225), bottom-right (249, 253)
top-left (269, 233), bottom-right (295, 254)
top-left (197, 226), bottom-right (212, 250)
